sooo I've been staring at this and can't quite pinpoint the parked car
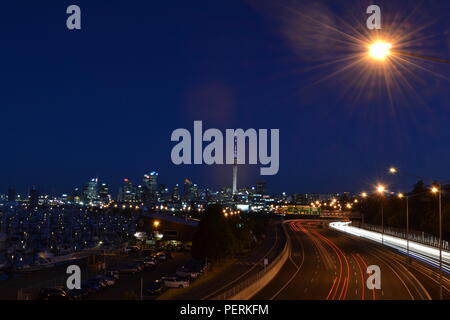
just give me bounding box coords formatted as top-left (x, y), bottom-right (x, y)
top-left (65, 289), bottom-right (85, 300)
top-left (146, 280), bottom-right (165, 295)
top-left (176, 266), bottom-right (200, 279)
top-left (105, 270), bottom-right (120, 280)
top-left (92, 277), bottom-right (108, 288)
top-left (38, 288), bottom-right (69, 300)
top-left (143, 257), bottom-right (157, 267)
top-left (82, 280), bottom-right (103, 293)
top-left (161, 275), bottom-right (190, 288)
top-left (132, 260), bottom-right (146, 271)
top-left (51, 286), bottom-right (86, 300)
top-left (124, 246), bottom-right (140, 253)
top-left (186, 259), bottom-right (208, 273)
top-left (156, 254), bottom-right (168, 261)
top-left (95, 274), bottom-right (116, 286)
top-left (119, 265), bottom-right (140, 274)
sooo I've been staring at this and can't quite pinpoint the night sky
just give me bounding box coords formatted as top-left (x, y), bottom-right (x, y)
top-left (1, 0), bottom-right (449, 196)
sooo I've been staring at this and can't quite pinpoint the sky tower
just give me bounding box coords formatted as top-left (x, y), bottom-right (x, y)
top-left (232, 135), bottom-right (238, 194)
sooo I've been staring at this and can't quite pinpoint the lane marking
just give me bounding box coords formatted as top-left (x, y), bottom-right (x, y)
top-left (270, 222), bottom-right (305, 300)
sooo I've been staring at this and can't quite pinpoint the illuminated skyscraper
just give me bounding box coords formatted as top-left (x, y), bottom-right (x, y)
top-left (184, 178), bottom-right (193, 200)
top-left (143, 172), bottom-right (158, 193)
top-left (98, 183), bottom-right (110, 204)
top-left (172, 184), bottom-right (180, 201)
top-left (190, 184), bottom-right (199, 200)
top-left (119, 178), bottom-right (135, 203)
top-left (143, 172), bottom-right (158, 201)
top-left (256, 181), bottom-right (266, 195)
top-left (83, 178), bottom-right (98, 204)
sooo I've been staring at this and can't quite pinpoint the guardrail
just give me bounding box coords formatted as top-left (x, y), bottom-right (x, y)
top-left (211, 221), bottom-right (291, 300)
top-left (356, 222), bottom-right (449, 250)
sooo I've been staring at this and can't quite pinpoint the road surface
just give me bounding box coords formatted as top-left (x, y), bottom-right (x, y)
top-left (253, 220), bottom-right (450, 300)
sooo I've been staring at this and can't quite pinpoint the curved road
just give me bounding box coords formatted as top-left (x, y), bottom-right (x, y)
top-left (253, 220), bottom-right (450, 300)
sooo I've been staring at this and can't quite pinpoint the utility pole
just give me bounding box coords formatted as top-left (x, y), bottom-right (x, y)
top-left (406, 196), bottom-right (410, 265)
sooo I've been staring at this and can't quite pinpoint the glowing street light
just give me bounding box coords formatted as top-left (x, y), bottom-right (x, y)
top-left (376, 185), bottom-right (386, 194)
top-left (430, 184), bottom-right (444, 300)
top-left (368, 41), bottom-right (450, 65)
top-left (389, 167), bottom-right (398, 174)
top-left (376, 184), bottom-right (386, 244)
top-left (361, 192), bottom-right (368, 198)
top-left (369, 41), bottom-right (392, 60)
top-left (387, 166), bottom-right (445, 298)
top-left (153, 220), bottom-right (160, 228)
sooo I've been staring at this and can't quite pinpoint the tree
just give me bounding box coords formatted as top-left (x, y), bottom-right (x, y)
top-left (191, 204), bottom-right (236, 261)
top-left (357, 181), bottom-right (449, 241)
top-left (411, 180), bottom-right (426, 195)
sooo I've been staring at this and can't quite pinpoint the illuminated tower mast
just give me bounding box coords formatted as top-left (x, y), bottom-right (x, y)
top-left (232, 135), bottom-right (238, 194)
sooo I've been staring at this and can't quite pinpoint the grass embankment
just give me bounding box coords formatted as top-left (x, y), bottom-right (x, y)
top-left (157, 258), bottom-right (237, 300)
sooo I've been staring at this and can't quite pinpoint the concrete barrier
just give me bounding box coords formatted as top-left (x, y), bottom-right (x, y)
top-left (224, 221), bottom-right (291, 300)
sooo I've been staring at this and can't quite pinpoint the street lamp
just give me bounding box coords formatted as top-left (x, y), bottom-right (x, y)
top-left (397, 192), bottom-right (411, 264)
top-left (376, 184), bottom-right (386, 245)
top-left (369, 41), bottom-right (392, 60)
top-left (431, 184), bottom-right (443, 300)
top-left (368, 42), bottom-right (450, 65)
top-left (389, 167), bottom-right (397, 174)
top-left (389, 166), bottom-right (445, 299)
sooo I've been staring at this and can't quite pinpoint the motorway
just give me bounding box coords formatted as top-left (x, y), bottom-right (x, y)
top-left (253, 220), bottom-right (450, 300)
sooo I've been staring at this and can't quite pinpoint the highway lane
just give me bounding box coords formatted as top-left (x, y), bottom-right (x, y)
top-left (330, 221), bottom-right (450, 272)
top-left (253, 220), bottom-right (449, 300)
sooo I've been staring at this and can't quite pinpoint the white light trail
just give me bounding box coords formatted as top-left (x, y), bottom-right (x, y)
top-left (330, 221), bottom-right (450, 273)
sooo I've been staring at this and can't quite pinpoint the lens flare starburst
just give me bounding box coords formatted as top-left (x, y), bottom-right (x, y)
top-left (273, 0), bottom-right (449, 109)
top-left (369, 41), bottom-right (392, 60)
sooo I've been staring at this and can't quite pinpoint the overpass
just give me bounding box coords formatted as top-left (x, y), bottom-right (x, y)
top-left (320, 210), bottom-right (361, 219)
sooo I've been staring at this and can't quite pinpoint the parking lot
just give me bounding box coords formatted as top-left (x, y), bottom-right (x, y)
top-left (1, 248), bottom-right (202, 300)
top-left (88, 251), bottom-right (192, 300)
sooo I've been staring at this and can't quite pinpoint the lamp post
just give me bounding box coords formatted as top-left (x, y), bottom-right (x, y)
top-left (389, 167), bottom-right (445, 300)
top-left (431, 184), bottom-right (443, 300)
top-left (398, 193), bottom-right (410, 264)
top-left (376, 185), bottom-right (386, 245)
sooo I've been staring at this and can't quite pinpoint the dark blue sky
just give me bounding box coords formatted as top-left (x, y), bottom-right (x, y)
top-left (0, 0), bottom-right (449, 196)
